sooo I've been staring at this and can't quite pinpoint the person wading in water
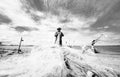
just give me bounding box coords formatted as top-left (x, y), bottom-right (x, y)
top-left (54, 27), bottom-right (64, 46)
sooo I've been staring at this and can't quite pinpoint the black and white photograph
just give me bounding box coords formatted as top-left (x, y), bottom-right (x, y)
top-left (0, 0), bottom-right (120, 77)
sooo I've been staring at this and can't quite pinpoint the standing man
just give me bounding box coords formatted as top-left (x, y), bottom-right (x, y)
top-left (54, 27), bottom-right (64, 46)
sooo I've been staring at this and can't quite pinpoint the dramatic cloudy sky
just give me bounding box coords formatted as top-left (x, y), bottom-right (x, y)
top-left (0, 0), bottom-right (120, 45)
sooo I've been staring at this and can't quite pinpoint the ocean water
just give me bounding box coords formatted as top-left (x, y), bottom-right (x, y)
top-left (95, 45), bottom-right (120, 55)
top-left (72, 45), bottom-right (120, 55)
top-left (0, 45), bottom-right (120, 55)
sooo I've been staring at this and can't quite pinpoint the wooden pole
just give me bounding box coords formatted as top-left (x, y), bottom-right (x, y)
top-left (18, 37), bottom-right (23, 53)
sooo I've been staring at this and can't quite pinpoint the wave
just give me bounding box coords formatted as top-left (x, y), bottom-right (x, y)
top-left (0, 46), bottom-right (120, 77)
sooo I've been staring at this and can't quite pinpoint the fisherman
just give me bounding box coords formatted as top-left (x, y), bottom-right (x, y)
top-left (54, 27), bottom-right (64, 46)
top-left (91, 34), bottom-right (104, 53)
top-left (82, 40), bottom-right (97, 54)
top-left (91, 40), bottom-right (97, 53)
top-left (82, 34), bottom-right (103, 54)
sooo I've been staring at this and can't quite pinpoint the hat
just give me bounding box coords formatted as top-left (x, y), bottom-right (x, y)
top-left (57, 27), bottom-right (61, 30)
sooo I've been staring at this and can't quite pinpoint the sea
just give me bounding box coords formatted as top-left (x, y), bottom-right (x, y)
top-left (95, 45), bottom-right (120, 55)
top-left (0, 45), bottom-right (120, 55)
top-left (71, 45), bottom-right (120, 55)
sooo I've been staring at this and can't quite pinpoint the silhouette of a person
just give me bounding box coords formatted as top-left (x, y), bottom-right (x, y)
top-left (91, 40), bottom-right (98, 53)
top-left (54, 27), bottom-right (64, 46)
top-left (82, 40), bottom-right (97, 54)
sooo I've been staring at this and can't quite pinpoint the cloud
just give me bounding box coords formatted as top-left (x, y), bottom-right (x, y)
top-left (0, 14), bottom-right (12, 24)
top-left (59, 18), bottom-right (71, 23)
top-left (90, 0), bottom-right (120, 33)
top-left (0, 0), bottom-right (120, 45)
top-left (14, 26), bottom-right (39, 32)
top-left (22, 0), bottom-right (45, 12)
top-left (23, 0), bottom-right (117, 18)
top-left (0, 25), bottom-right (20, 44)
top-left (0, 0), bottom-right (37, 27)
top-left (20, 0), bottom-right (120, 45)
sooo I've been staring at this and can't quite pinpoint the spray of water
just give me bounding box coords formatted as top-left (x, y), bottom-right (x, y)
top-left (0, 45), bottom-right (120, 77)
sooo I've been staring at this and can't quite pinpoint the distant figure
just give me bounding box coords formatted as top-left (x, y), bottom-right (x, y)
top-left (91, 34), bottom-right (104, 53)
top-left (54, 27), bottom-right (64, 46)
top-left (91, 40), bottom-right (97, 53)
top-left (82, 39), bottom-right (98, 54)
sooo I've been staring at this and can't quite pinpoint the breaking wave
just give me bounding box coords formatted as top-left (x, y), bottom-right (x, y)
top-left (0, 45), bottom-right (120, 77)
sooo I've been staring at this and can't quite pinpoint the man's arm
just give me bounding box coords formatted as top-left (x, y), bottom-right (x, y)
top-left (61, 32), bottom-right (64, 37)
top-left (55, 32), bottom-right (58, 37)
top-left (54, 32), bottom-right (58, 44)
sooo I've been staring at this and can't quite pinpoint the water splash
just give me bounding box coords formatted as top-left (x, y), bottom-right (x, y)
top-left (0, 46), bottom-right (120, 77)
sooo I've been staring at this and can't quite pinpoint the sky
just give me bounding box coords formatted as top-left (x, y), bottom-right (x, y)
top-left (0, 0), bottom-right (120, 45)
